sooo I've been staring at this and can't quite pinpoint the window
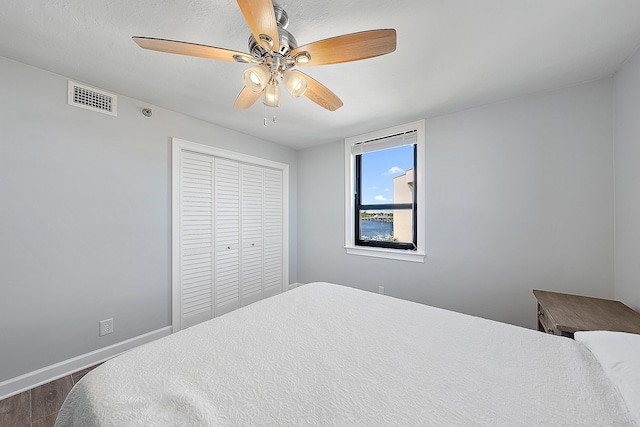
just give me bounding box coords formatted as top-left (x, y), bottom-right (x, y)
top-left (356, 144), bottom-right (416, 249)
top-left (345, 120), bottom-right (425, 262)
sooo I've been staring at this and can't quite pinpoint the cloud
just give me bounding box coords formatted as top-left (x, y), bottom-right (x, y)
top-left (374, 195), bottom-right (389, 202)
top-left (384, 166), bottom-right (405, 176)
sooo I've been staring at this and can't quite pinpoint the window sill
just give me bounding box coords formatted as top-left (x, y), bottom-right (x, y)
top-left (344, 245), bottom-right (426, 263)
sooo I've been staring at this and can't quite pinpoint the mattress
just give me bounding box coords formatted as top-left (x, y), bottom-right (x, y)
top-left (55, 282), bottom-right (637, 426)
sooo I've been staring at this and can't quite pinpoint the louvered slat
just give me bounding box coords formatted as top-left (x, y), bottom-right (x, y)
top-left (214, 158), bottom-right (240, 315)
top-left (263, 169), bottom-right (283, 292)
top-left (180, 153), bottom-right (214, 327)
top-left (240, 165), bottom-right (264, 306)
top-left (242, 165), bottom-right (264, 244)
top-left (243, 248), bottom-right (262, 281)
top-left (264, 169), bottom-right (282, 243)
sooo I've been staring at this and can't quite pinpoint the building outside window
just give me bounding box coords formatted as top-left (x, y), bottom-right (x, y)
top-left (393, 167), bottom-right (415, 243)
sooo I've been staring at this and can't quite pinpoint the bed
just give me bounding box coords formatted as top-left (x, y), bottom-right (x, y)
top-left (55, 282), bottom-right (640, 426)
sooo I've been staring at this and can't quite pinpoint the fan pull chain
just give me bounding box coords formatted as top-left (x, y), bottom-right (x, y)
top-left (263, 106), bottom-right (277, 126)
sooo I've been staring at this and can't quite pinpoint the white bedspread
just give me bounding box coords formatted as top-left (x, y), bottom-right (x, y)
top-left (55, 282), bottom-right (636, 426)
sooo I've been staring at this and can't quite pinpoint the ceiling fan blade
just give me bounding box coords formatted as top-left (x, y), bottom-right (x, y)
top-left (291, 29), bottom-right (396, 66)
top-left (297, 72), bottom-right (343, 111)
top-left (236, 0), bottom-right (280, 52)
top-left (132, 37), bottom-right (255, 63)
top-left (234, 86), bottom-right (262, 109)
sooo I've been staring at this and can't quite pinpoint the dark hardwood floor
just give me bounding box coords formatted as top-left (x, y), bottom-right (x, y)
top-left (0, 364), bottom-right (101, 427)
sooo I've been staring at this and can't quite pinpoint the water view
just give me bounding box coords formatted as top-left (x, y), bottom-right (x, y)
top-left (360, 220), bottom-right (393, 241)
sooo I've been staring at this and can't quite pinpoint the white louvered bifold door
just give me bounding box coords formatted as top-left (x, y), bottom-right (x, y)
top-left (179, 152), bottom-right (214, 329)
top-left (174, 140), bottom-right (287, 330)
top-left (214, 158), bottom-right (241, 316)
top-left (240, 164), bottom-right (264, 306)
top-left (263, 168), bottom-right (284, 298)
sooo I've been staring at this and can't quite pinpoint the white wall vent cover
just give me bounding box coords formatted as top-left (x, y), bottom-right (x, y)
top-left (68, 81), bottom-right (117, 116)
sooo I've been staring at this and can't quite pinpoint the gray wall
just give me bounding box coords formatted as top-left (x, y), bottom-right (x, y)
top-left (614, 47), bottom-right (640, 311)
top-left (0, 56), bottom-right (297, 382)
top-left (3, 46), bottom-right (636, 385)
top-left (298, 79), bottom-right (615, 329)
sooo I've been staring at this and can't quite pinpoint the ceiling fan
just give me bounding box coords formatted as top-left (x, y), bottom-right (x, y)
top-left (132, 0), bottom-right (396, 119)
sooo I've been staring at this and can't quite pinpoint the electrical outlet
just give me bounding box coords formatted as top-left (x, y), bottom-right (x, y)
top-left (378, 286), bottom-right (385, 295)
top-left (99, 318), bottom-right (113, 336)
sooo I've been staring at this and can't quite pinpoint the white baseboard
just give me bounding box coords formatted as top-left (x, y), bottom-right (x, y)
top-left (0, 326), bottom-right (172, 400)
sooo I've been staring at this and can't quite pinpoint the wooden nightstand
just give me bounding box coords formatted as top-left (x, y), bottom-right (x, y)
top-left (533, 289), bottom-right (640, 338)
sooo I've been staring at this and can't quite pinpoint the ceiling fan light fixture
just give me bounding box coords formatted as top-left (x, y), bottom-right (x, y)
top-left (283, 70), bottom-right (308, 98)
top-left (243, 65), bottom-right (270, 92)
top-left (263, 77), bottom-right (280, 107)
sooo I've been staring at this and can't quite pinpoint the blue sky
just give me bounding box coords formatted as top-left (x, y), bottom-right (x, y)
top-left (360, 145), bottom-right (414, 205)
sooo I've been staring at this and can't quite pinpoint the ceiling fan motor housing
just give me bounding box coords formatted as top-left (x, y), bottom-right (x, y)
top-left (248, 5), bottom-right (297, 58)
top-left (273, 5), bottom-right (289, 29)
top-left (248, 28), bottom-right (297, 58)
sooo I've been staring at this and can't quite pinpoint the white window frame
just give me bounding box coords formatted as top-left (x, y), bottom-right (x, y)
top-left (344, 120), bottom-right (426, 262)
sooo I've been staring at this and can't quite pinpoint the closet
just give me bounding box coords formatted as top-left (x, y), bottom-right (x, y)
top-left (172, 138), bottom-right (288, 331)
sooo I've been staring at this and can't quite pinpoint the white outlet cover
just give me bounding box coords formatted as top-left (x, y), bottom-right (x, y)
top-left (100, 318), bottom-right (113, 336)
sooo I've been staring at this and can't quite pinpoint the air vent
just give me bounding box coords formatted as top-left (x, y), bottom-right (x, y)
top-left (68, 81), bottom-right (117, 116)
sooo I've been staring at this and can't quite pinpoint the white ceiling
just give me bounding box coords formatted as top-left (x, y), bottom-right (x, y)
top-left (2, 1), bottom-right (640, 149)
